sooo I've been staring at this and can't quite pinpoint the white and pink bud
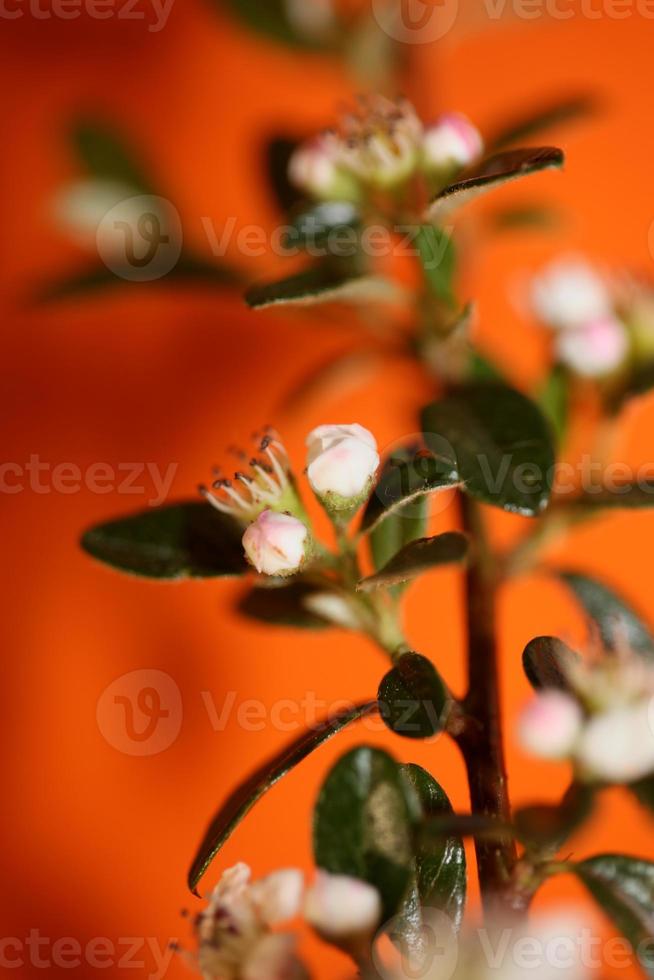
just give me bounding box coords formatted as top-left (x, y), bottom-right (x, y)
top-left (530, 257), bottom-right (612, 330)
top-left (306, 423), bottom-right (379, 514)
top-left (304, 872), bottom-right (382, 941)
top-left (250, 869), bottom-right (304, 926)
top-left (555, 315), bottom-right (629, 377)
top-left (288, 138), bottom-right (359, 202)
top-left (517, 691), bottom-right (584, 760)
top-left (421, 112), bottom-right (484, 174)
top-left (576, 699), bottom-right (654, 784)
top-left (242, 510), bottom-right (310, 577)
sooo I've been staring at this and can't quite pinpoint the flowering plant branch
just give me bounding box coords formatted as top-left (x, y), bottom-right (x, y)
top-left (78, 79), bottom-right (654, 980)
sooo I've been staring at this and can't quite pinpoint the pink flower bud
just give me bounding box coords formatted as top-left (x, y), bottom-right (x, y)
top-left (555, 315), bottom-right (629, 377)
top-left (576, 700), bottom-right (654, 783)
top-left (306, 424), bottom-right (379, 507)
top-left (422, 112), bottom-right (484, 173)
top-left (531, 257), bottom-right (612, 329)
top-left (250, 869), bottom-right (304, 926)
top-left (517, 691), bottom-right (583, 760)
top-left (242, 510), bottom-right (309, 577)
top-left (304, 872), bottom-right (381, 939)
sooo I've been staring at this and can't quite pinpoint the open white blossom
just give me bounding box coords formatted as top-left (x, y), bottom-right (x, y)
top-left (304, 872), bottom-right (382, 940)
top-left (555, 315), bottom-right (629, 377)
top-left (531, 257), bottom-right (612, 329)
top-left (517, 690), bottom-right (584, 760)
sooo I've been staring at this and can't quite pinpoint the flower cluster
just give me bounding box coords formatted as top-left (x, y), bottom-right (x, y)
top-left (288, 96), bottom-right (484, 199)
top-left (518, 645), bottom-right (654, 783)
top-left (201, 424), bottom-right (380, 577)
top-left (192, 863), bottom-right (381, 980)
top-left (528, 256), bottom-right (654, 379)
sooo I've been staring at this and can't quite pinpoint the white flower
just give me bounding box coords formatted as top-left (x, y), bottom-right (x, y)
top-left (196, 864), bottom-right (307, 980)
top-left (288, 137), bottom-right (356, 201)
top-left (422, 112), bottom-right (484, 173)
top-left (242, 510), bottom-right (309, 577)
top-left (306, 423), bottom-right (379, 506)
top-left (53, 178), bottom-right (141, 252)
top-left (304, 872), bottom-right (381, 940)
top-left (200, 430), bottom-right (299, 525)
top-left (555, 315), bottom-right (629, 377)
top-left (531, 257), bottom-right (612, 329)
top-left (284, 0), bottom-right (333, 41)
top-left (576, 699), bottom-right (654, 783)
top-left (517, 691), bottom-right (584, 760)
top-left (325, 96), bottom-right (423, 189)
top-left (302, 592), bottom-right (362, 630)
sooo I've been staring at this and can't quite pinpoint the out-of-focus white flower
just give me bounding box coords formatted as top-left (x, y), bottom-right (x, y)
top-left (555, 315), bottom-right (629, 377)
top-left (288, 138), bottom-right (359, 202)
top-left (517, 691), bottom-right (584, 760)
top-left (196, 864), bottom-right (307, 980)
top-left (200, 430), bottom-right (303, 525)
top-left (242, 510), bottom-right (309, 577)
top-left (302, 592), bottom-right (362, 630)
top-left (531, 257), bottom-right (612, 329)
top-left (422, 112), bottom-right (484, 174)
top-left (306, 423), bottom-right (379, 510)
top-left (325, 96), bottom-right (424, 189)
top-left (284, 0), bottom-right (333, 41)
top-left (576, 700), bottom-right (654, 783)
top-left (304, 872), bottom-right (382, 940)
top-left (53, 178), bottom-right (145, 253)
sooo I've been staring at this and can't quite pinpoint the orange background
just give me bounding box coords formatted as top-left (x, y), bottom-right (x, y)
top-left (3, 2), bottom-right (654, 977)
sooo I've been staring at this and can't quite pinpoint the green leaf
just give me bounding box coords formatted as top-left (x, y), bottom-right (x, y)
top-left (188, 701), bottom-right (377, 893)
top-left (81, 502), bottom-right (247, 580)
top-left (390, 765), bottom-right (465, 959)
top-left (367, 446), bottom-right (431, 572)
top-left (630, 776), bottom-right (654, 816)
top-left (539, 364), bottom-right (570, 445)
top-left (283, 202), bottom-right (361, 250)
top-left (559, 572), bottom-right (654, 659)
top-left (245, 264), bottom-right (393, 309)
top-left (488, 95), bottom-right (596, 151)
top-left (237, 581), bottom-right (330, 629)
top-left (426, 147), bottom-right (564, 222)
top-left (414, 225), bottom-right (456, 307)
top-left (522, 635), bottom-right (580, 693)
top-left (313, 746), bottom-right (418, 920)
top-left (265, 135), bottom-right (303, 213)
top-left (359, 533), bottom-right (468, 592)
top-left (574, 854), bottom-right (654, 977)
top-left (515, 782), bottom-right (595, 851)
top-left (223, 0), bottom-right (332, 48)
top-left (421, 383), bottom-right (556, 517)
top-left (361, 448), bottom-right (459, 536)
top-left (468, 351), bottom-right (506, 384)
top-left (71, 118), bottom-right (152, 192)
top-left (378, 653), bottom-right (450, 740)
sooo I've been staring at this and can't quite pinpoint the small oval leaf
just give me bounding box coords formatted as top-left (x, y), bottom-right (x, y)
top-left (379, 653), bottom-right (450, 740)
top-left (361, 448), bottom-right (459, 535)
top-left (559, 572), bottom-right (654, 659)
top-left (245, 264), bottom-right (396, 309)
top-left (359, 533), bottom-right (468, 592)
top-left (522, 635), bottom-right (580, 693)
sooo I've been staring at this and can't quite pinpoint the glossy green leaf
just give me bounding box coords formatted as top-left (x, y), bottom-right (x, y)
top-left (515, 783), bottom-right (595, 851)
top-left (426, 147), bottom-right (564, 221)
top-left (574, 854), bottom-right (654, 977)
top-left (367, 447), bottom-right (431, 572)
top-left (522, 635), bottom-right (580, 693)
top-left (245, 264), bottom-right (393, 309)
top-left (559, 573), bottom-right (654, 659)
top-left (391, 765), bottom-right (465, 959)
top-left (283, 202), bottom-right (361, 250)
top-left (71, 118), bottom-right (152, 192)
top-left (237, 581), bottom-right (331, 629)
top-left (414, 225), bottom-right (456, 307)
top-left (359, 533), bottom-right (468, 592)
top-left (379, 653), bottom-right (450, 739)
top-left (313, 746), bottom-right (418, 920)
top-left (421, 383), bottom-right (556, 517)
top-left (188, 701), bottom-right (377, 893)
top-left (81, 502), bottom-right (247, 580)
top-left (488, 95), bottom-right (596, 151)
top-left (361, 448), bottom-right (459, 536)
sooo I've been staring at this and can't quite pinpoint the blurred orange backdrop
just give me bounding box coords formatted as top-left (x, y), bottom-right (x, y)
top-left (3, 2), bottom-right (654, 977)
